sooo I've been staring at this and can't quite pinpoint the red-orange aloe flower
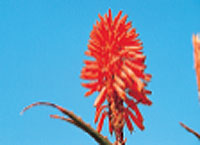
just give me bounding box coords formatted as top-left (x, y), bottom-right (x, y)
top-left (193, 34), bottom-right (200, 100)
top-left (81, 9), bottom-right (152, 143)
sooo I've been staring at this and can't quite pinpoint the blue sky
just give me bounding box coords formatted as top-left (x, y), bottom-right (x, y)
top-left (0, 0), bottom-right (200, 145)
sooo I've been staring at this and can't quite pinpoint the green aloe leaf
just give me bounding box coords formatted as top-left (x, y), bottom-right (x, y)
top-left (21, 102), bottom-right (112, 145)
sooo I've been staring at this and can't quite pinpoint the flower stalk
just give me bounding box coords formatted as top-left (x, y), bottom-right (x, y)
top-left (81, 9), bottom-right (152, 144)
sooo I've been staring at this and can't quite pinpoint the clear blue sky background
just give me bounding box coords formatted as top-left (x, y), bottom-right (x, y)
top-left (0, 0), bottom-right (200, 145)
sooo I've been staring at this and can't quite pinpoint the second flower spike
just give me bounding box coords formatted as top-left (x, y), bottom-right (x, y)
top-left (193, 34), bottom-right (200, 100)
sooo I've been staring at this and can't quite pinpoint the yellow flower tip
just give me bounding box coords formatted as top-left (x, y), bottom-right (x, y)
top-left (113, 83), bottom-right (127, 101)
top-left (193, 34), bottom-right (200, 47)
top-left (94, 87), bottom-right (107, 107)
top-left (193, 33), bottom-right (200, 43)
top-left (114, 75), bottom-right (126, 89)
